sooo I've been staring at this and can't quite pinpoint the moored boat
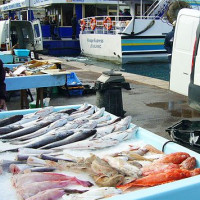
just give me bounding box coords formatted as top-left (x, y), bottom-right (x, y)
top-left (79, 0), bottom-right (196, 64)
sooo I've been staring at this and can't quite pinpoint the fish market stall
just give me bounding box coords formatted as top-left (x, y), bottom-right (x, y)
top-left (4, 60), bottom-right (68, 109)
top-left (0, 104), bottom-right (200, 200)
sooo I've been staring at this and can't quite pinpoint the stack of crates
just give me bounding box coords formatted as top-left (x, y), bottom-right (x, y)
top-left (66, 72), bottom-right (84, 96)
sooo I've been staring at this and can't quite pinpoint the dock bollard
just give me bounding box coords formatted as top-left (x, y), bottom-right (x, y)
top-left (94, 70), bottom-right (130, 117)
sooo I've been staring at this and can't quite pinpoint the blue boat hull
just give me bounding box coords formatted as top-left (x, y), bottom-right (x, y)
top-left (42, 40), bottom-right (81, 57)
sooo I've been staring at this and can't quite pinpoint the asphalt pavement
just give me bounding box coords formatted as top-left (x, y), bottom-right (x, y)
top-left (6, 54), bottom-right (200, 141)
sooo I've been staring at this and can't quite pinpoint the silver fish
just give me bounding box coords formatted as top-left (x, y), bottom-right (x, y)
top-left (68, 106), bottom-right (95, 121)
top-left (23, 130), bottom-right (75, 149)
top-left (0, 115), bottom-right (23, 127)
top-left (11, 115), bottom-right (69, 142)
top-left (88, 107), bottom-right (105, 120)
top-left (43, 129), bottom-right (97, 149)
top-left (59, 126), bottom-right (138, 150)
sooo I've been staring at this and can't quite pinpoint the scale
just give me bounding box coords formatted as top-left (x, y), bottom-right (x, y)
top-left (14, 55), bottom-right (31, 63)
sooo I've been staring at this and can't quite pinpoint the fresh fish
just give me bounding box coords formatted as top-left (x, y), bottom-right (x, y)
top-left (9, 164), bottom-right (31, 174)
top-left (0, 115), bottom-right (23, 127)
top-left (154, 152), bottom-right (190, 164)
top-left (43, 129), bottom-right (97, 149)
top-left (68, 106), bottom-right (95, 121)
top-left (142, 162), bottom-right (180, 176)
top-left (96, 117), bottom-right (121, 128)
top-left (117, 168), bottom-right (200, 190)
top-left (27, 156), bottom-right (49, 167)
top-left (61, 126), bottom-right (138, 150)
top-left (66, 187), bottom-right (122, 200)
top-left (24, 188), bottom-right (87, 200)
top-left (70, 103), bottom-right (89, 114)
top-left (16, 154), bottom-right (30, 161)
top-left (40, 154), bottom-right (75, 163)
top-left (93, 116), bottom-right (131, 139)
top-left (12, 172), bottom-right (93, 188)
top-left (70, 118), bottom-right (89, 127)
top-left (0, 160), bottom-right (25, 174)
top-left (94, 124), bottom-right (115, 138)
top-left (0, 125), bottom-right (24, 135)
top-left (0, 121), bottom-right (53, 140)
top-left (18, 148), bottom-right (55, 155)
top-left (58, 108), bottom-right (77, 115)
top-left (22, 130), bottom-right (75, 149)
top-left (90, 155), bottom-right (120, 177)
top-left (119, 151), bottom-right (154, 162)
top-left (10, 106), bottom-right (54, 127)
top-left (17, 181), bottom-right (87, 200)
top-left (88, 107), bottom-right (105, 120)
top-left (24, 188), bottom-right (68, 200)
top-left (4, 114), bottom-right (62, 141)
top-left (24, 166), bottom-right (56, 173)
top-left (78, 120), bottom-right (97, 130)
top-left (93, 115), bottom-right (111, 124)
top-left (113, 116), bottom-right (132, 132)
top-left (92, 174), bottom-right (124, 187)
top-left (8, 116), bottom-right (68, 141)
top-left (104, 155), bottom-right (142, 178)
top-left (21, 112), bottom-right (64, 128)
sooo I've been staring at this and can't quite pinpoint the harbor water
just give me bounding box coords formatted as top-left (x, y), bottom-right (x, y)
top-left (63, 56), bottom-right (170, 81)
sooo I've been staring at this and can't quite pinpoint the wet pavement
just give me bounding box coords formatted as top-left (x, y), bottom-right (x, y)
top-left (6, 54), bottom-right (200, 141)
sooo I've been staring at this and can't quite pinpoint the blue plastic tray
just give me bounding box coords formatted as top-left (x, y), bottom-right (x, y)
top-left (14, 49), bottom-right (30, 57)
top-left (0, 105), bottom-right (200, 200)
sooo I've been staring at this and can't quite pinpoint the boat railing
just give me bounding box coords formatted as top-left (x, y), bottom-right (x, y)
top-left (80, 15), bottom-right (133, 35)
top-left (80, 15), bottom-right (168, 35)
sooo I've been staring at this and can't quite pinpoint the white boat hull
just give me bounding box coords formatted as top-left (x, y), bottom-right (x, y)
top-left (79, 34), bottom-right (122, 63)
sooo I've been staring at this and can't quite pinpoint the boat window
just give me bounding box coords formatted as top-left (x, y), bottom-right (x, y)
top-left (34, 24), bottom-right (40, 38)
top-left (61, 4), bottom-right (74, 26)
top-left (96, 5), bottom-right (107, 16)
top-left (85, 5), bottom-right (96, 17)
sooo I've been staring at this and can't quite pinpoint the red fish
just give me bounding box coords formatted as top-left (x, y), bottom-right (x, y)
top-left (154, 152), bottom-right (190, 164)
top-left (117, 168), bottom-right (200, 190)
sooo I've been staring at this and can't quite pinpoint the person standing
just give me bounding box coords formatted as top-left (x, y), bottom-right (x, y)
top-left (164, 28), bottom-right (175, 62)
top-left (71, 14), bottom-right (77, 39)
top-left (0, 59), bottom-right (7, 111)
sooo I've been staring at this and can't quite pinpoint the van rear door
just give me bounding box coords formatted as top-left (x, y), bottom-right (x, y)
top-left (32, 20), bottom-right (43, 51)
top-left (188, 20), bottom-right (200, 110)
top-left (170, 9), bottom-right (200, 96)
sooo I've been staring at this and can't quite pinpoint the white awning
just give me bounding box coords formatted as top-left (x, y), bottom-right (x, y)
top-left (0, 0), bottom-right (33, 11)
top-left (33, 0), bottom-right (120, 7)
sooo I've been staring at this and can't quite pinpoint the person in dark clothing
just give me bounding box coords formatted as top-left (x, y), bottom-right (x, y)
top-left (0, 60), bottom-right (7, 111)
top-left (43, 16), bottom-right (50, 25)
top-left (71, 14), bottom-right (77, 39)
top-left (164, 22), bottom-right (176, 62)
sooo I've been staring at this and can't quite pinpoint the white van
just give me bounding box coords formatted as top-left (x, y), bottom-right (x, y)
top-left (170, 8), bottom-right (200, 110)
top-left (0, 19), bottom-right (43, 52)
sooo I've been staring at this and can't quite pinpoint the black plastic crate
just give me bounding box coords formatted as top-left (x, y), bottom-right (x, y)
top-left (166, 120), bottom-right (200, 152)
